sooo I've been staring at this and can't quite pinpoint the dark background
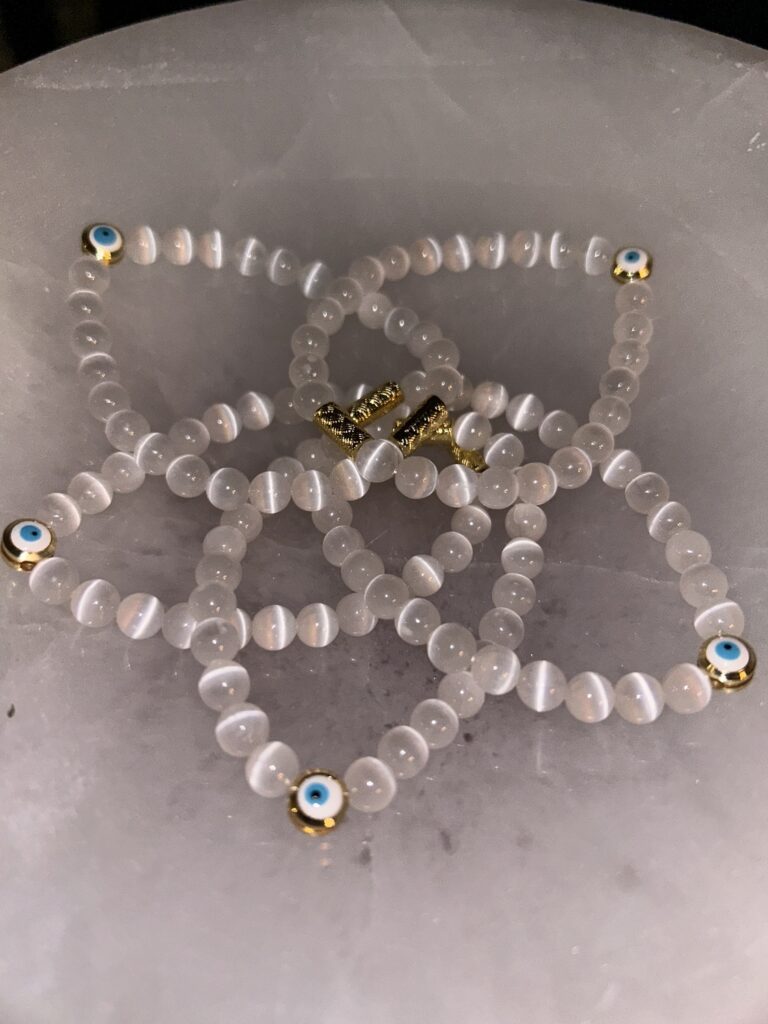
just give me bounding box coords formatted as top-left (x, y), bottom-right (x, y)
top-left (0, 0), bottom-right (766, 71)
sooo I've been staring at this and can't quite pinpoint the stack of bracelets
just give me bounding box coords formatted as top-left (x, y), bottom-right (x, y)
top-left (1, 223), bottom-right (756, 836)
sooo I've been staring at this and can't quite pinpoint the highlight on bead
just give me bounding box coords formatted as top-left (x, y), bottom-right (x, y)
top-left (612, 246), bottom-right (652, 284)
top-left (81, 223), bottom-right (125, 264)
top-left (1, 518), bottom-right (56, 572)
top-left (698, 634), bottom-right (756, 690)
top-left (288, 769), bottom-right (348, 835)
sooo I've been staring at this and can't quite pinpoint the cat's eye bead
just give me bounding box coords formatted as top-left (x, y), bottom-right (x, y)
top-left (377, 726), bottom-right (430, 779)
top-left (69, 257), bottom-right (110, 293)
top-left (664, 529), bottom-right (711, 573)
top-left (471, 381), bottom-right (509, 419)
top-left (29, 556), bottom-right (79, 604)
top-left (624, 472), bottom-right (669, 513)
top-left (505, 503), bottom-right (547, 541)
top-left (78, 352), bottom-right (119, 384)
top-left (477, 466), bottom-right (519, 509)
top-left (297, 604), bottom-right (339, 647)
top-left (348, 255), bottom-right (385, 293)
top-left (662, 664), bottom-right (712, 713)
top-left (395, 598), bottom-right (441, 646)
top-left (237, 392), bottom-right (274, 431)
top-left (195, 554), bottom-right (243, 590)
top-left (471, 643), bottom-right (521, 695)
top-left (197, 230), bottom-right (225, 270)
top-left (407, 322), bottom-right (441, 359)
top-left (206, 468), bottom-right (250, 511)
top-left (249, 471), bottom-right (292, 515)
top-left (203, 525), bottom-right (247, 562)
top-left (693, 600), bottom-right (745, 639)
top-left (383, 306), bottom-right (418, 345)
top-left (2, 519), bottom-right (56, 572)
top-left (298, 260), bottom-right (332, 299)
top-left (599, 368), bottom-right (640, 403)
top-left (501, 539), bottom-right (544, 578)
top-left (583, 236), bottom-right (613, 276)
top-left (509, 230), bottom-right (542, 268)
top-left (344, 757), bottom-right (397, 813)
top-left (614, 672), bottom-right (664, 724)
top-left (438, 671), bottom-right (486, 719)
top-left (126, 225), bottom-right (160, 265)
top-left (506, 393), bottom-right (545, 432)
top-left (336, 592), bottom-right (377, 637)
top-left (410, 698), bottom-right (460, 749)
top-left (36, 493), bottom-right (81, 537)
top-left (475, 233), bottom-right (508, 269)
top-left (427, 622), bottom-right (476, 673)
top-left (609, 341), bottom-right (650, 375)
top-left (190, 583), bottom-right (237, 622)
top-left (408, 237), bottom-right (442, 276)
top-left (436, 465), bottom-right (478, 508)
top-left (364, 575), bottom-right (410, 620)
top-left (615, 281), bottom-right (654, 314)
top-left (431, 531), bottom-right (473, 573)
top-left (379, 245), bottom-right (410, 281)
top-left (516, 463), bottom-right (558, 505)
top-left (646, 501), bottom-right (691, 542)
top-left (517, 660), bottom-right (567, 712)
top-left (101, 453), bottom-right (145, 494)
top-left (451, 504), bottom-right (492, 544)
top-left (538, 410), bottom-right (577, 450)
top-left (82, 223), bottom-right (124, 264)
top-left (162, 603), bottom-right (197, 650)
top-left (571, 423), bottom-right (614, 465)
top-left (548, 231), bottom-right (577, 269)
top-left (589, 396), bottom-right (631, 436)
top-left (395, 456), bottom-right (438, 499)
top-left (190, 618), bottom-right (241, 666)
top-left (166, 455), bottom-right (210, 498)
top-left (550, 446), bottom-right (592, 489)
top-left (599, 449), bottom-right (642, 489)
top-left (679, 564), bottom-right (729, 608)
top-left (67, 472), bottom-right (113, 514)
top-left (162, 226), bottom-right (195, 265)
top-left (442, 234), bottom-right (474, 272)
top-left (252, 605), bottom-right (296, 651)
top-left (492, 573), bottom-right (537, 615)
top-left (116, 593), bottom-right (165, 640)
top-left (356, 439), bottom-right (403, 483)
top-left (231, 236), bottom-right (267, 276)
top-left (358, 292), bottom-right (392, 329)
top-left (202, 403), bottom-right (241, 443)
top-left (246, 742), bottom-right (300, 798)
top-left (215, 703), bottom-right (269, 757)
top-left (484, 433), bottom-right (525, 470)
top-left (71, 321), bottom-right (111, 359)
top-left (478, 607), bottom-right (525, 650)
top-left (105, 410), bottom-right (151, 453)
top-left (134, 433), bottom-right (176, 476)
top-left (340, 550), bottom-right (385, 592)
top-left (70, 578), bottom-right (120, 628)
top-left (401, 555), bottom-right (444, 597)
top-left (566, 672), bottom-right (614, 723)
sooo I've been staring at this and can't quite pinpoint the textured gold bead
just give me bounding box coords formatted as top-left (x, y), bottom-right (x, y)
top-left (288, 769), bottom-right (348, 835)
top-left (81, 223), bottom-right (125, 264)
top-left (2, 519), bottom-right (56, 572)
top-left (313, 403), bottom-right (371, 456)
top-left (392, 395), bottom-right (451, 456)
top-left (698, 634), bottom-right (757, 690)
top-left (612, 246), bottom-right (652, 283)
top-left (347, 381), bottom-right (404, 426)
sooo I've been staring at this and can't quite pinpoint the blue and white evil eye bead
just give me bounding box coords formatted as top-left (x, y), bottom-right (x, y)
top-left (612, 246), bottom-right (652, 283)
top-left (698, 634), bottom-right (756, 690)
top-left (82, 223), bottom-right (125, 264)
top-left (1, 518), bottom-right (56, 572)
top-left (288, 769), bottom-right (348, 835)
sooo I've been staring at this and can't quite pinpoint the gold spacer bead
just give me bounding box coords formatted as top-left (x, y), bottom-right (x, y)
top-left (391, 395), bottom-right (451, 457)
top-left (313, 403), bottom-right (371, 456)
top-left (347, 381), bottom-right (404, 426)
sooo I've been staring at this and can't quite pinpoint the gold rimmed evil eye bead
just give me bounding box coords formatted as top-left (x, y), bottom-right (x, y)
top-left (81, 223), bottom-right (125, 264)
top-left (2, 519), bottom-right (56, 572)
top-left (698, 634), bottom-right (756, 690)
top-left (288, 769), bottom-right (348, 835)
top-left (612, 246), bottom-right (652, 283)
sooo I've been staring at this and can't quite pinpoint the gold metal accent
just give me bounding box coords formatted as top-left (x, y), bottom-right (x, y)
top-left (698, 635), bottom-right (757, 691)
top-left (81, 223), bottom-right (125, 265)
top-left (347, 381), bottom-right (404, 426)
top-left (392, 397), bottom-right (488, 470)
top-left (288, 769), bottom-right (348, 836)
top-left (313, 402), bottom-right (371, 456)
top-left (1, 519), bottom-right (56, 572)
top-left (612, 247), bottom-right (653, 284)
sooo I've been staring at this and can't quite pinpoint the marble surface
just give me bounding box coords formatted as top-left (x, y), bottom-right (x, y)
top-left (1, 2), bottom-right (767, 1022)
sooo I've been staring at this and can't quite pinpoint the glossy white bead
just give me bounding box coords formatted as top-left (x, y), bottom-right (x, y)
top-left (395, 598), bottom-right (441, 645)
top-left (394, 456), bottom-right (438, 499)
top-left (168, 417), bottom-right (210, 456)
top-left (166, 455), bottom-right (209, 497)
top-left (101, 453), bottom-right (145, 494)
top-left (356, 439), bottom-right (402, 483)
top-left (646, 501), bottom-right (691, 542)
top-left (625, 472), bottom-right (670, 513)
top-left (269, 456), bottom-right (305, 482)
top-left (478, 607), bottom-right (524, 650)
top-left (190, 583), bottom-right (237, 621)
top-left (246, 742), bottom-right (299, 798)
top-left (515, 462), bottom-right (558, 505)
top-left (665, 529), bottom-right (712, 573)
top-left (67, 472), bottom-right (113, 514)
top-left (589, 396), bottom-right (631, 436)
top-left (571, 423), bottom-right (614, 464)
top-left (70, 578), bottom-right (120, 627)
top-left (71, 321), bottom-right (111, 359)
top-left (364, 575), bottom-right (410, 619)
top-left (583, 236), bottom-right (613, 275)
top-left (116, 593), bottom-right (164, 639)
top-left (203, 525), bottom-right (247, 561)
top-left (548, 231), bottom-right (577, 269)
top-left (307, 297), bottom-right (345, 336)
top-left (438, 671), bottom-right (486, 719)
top-left (202, 403), bottom-right (241, 443)
top-left (600, 368), bottom-right (640, 403)
top-left (340, 550), bottom-right (385, 592)
top-left (565, 672), bottom-right (614, 723)
top-left (600, 449), bottom-right (642, 489)
top-left (190, 618), bottom-right (240, 666)
top-left (237, 391), bottom-right (274, 431)
top-left (348, 255), bottom-right (385, 292)
top-left (379, 245), bottom-right (410, 281)
top-left (492, 573), bottom-right (537, 615)
top-left (231, 609), bottom-right (251, 652)
top-left (609, 341), bottom-right (649, 374)
top-left (206, 467), bottom-right (249, 511)
top-left (215, 703), bottom-right (269, 757)
top-left (538, 410), bottom-right (577, 449)
top-left (615, 280), bottom-right (654, 313)
top-left (693, 599), bottom-right (745, 638)
top-left (195, 554), bottom-right (242, 590)
top-left (422, 337), bottom-right (460, 371)
top-left (436, 465), bottom-right (478, 507)
top-left (550, 446), bottom-right (592, 489)
top-left (471, 381), bottom-right (509, 419)
top-left (336, 592), bottom-right (377, 636)
top-left (345, 757), bottom-right (397, 812)
top-left (249, 471), bottom-right (292, 514)
top-left (299, 260), bottom-right (332, 299)
top-left (357, 292), bottom-right (392, 329)
top-left (614, 673), bottom-right (664, 724)
top-left (291, 324), bottom-right (330, 358)
top-left (69, 257), bottom-right (110, 292)
top-left (679, 564), bottom-right (729, 608)
top-left (134, 433), bottom-right (176, 476)
top-left (220, 504), bottom-right (263, 542)
top-left (401, 555), bottom-right (444, 597)
top-left (410, 698), bottom-right (460, 749)
top-left (471, 643), bottom-right (520, 695)
top-left (311, 497), bottom-right (353, 533)
top-left (252, 606), bottom-right (296, 651)
top-left (78, 353), bottom-right (118, 384)
top-left (509, 230), bottom-right (542, 268)
top-left (329, 459), bottom-right (370, 501)
top-left (407, 323), bottom-right (441, 358)
top-left (506, 393), bottom-right (544, 432)
top-left (423, 367), bottom-right (463, 407)
top-left (162, 226), bottom-right (194, 265)
top-left (427, 623), bottom-right (476, 673)
top-left (197, 661), bottom-right (251, 711)
top-left (296, 603), bottom-right (339, 647)
top-left (442, 234), bottom-right (474, 272)
top-left (266, 248), bottom-right (300, 285)
top-left (431, 531), bottom-right (473, 573)
top-left (476, 466), bottom-right (519, 509)
top-left (322, 525), bottom-right (364, 567)
top-left (517, 661), bottom-right (567, 711)
top-left (126, 225), bottom-right (159, 265)
top-left (384, 306), bottom-right (419, 346)
top-left (105, 410), bottom-right (151, 453)
top-left (505, 503), bottom-right (547, 541)
top-left (29, 557), bottom-right (80, 605)
top-left (326, 276), bottom-right (363, 314)
top-left (409, 237), bottom-right (442, 275)
top-left (451, 505), bottom-right (492, 544)
top-left (614, 311), bottom-right (653, 345)
top-left (196, 229), bottom-right (225, 269)
top-left (232, 237), bottom-right (267, 276)
top-left (662, 664), bottom-right (712, 714)
top-left (377, 726), bottom-right (430, 779)
top-left (475, 233), bottom-right (507, 269)
top-left (501, 538), bottom-right (544, 578)
top-left (161, 603), bottom-right (197, 650)
top-left (67, 287), bottom-right (103, 319)
top-left (88, 381), bottom-right (130, 422)
top-left (484, 433), bottom-right (524, 469)
top-left (291, 470), bottom-right (331, 512)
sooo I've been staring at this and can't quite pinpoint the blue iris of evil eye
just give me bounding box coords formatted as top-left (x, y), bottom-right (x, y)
top-left (19, 524), bottom-right (42, 542)
top-left (95, 226), bottom-right (117, 245)
top-left (714, 640), bottom-right (740, 661)
top-left (306, 782), bottom-right (329, 806)
top-left (625, 250), bottom-right (640, 262)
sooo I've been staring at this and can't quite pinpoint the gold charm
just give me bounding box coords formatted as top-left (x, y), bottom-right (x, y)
top-left (612, 246), bottom-right (652, 283)
top-left (347, 381), bottom-right (403, 425)
top-left (392, 397), bottom-right (488, 471)
top-left (2, 519), bottom-right (56, 572)
top-left (698, 634), bottom-right (756, 690)
top-left (314, 381), bottom-right (404, 456)
top-left (81, 223), bottom-right (125, 264)
top-left (288, 769), bottom-right (348, 835)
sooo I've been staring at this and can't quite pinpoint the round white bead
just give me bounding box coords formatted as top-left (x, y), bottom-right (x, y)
top-left (409, 237), bottom-right (442, 275)
top-left (206, 467), bottom-right (250, 511)
top-left (509, 230), bottom-right (542, 268)
top-left (476, 466), bottom-right (519, 509)
top-left (166, 455), bottom-right (210, 497)
top-left (394, 456), bottom-right (438, 499)
top-left (379, 245), bottom-right (410, 281)
top-left (168, 417), bottom-right (210, 455)
top-left (474, 233), bottom-right (507, 269)
top-left (614, 311), bottom-right (653, 345)
top-left (693, 599), bottom-right (745, 638)
top-left (220, 504), bottom-right (263, 542)
top-left (198, 660), bottom-right (250, 711)
top-left (506, 393), bottom-right (544, 432)
top-left (237, 391), bottom-right (274, 431)
top-left (410, 698), bottom-right (460, 749)
top-left (571, 423), bottom-right (614, 464)
top-left (453, 412), bottom-right (492, 450)
top-left (249, 471), bottom-right (292, 514)
top-left (625, 472), bottom-right (670, 513)
top-left (70, 579), bottom-right (120, 627)
top-left (501, 538), bottom-right (544, 578)
top-left (478, 607), bottom-right (524, 650)
top-left (377, 726), bottom-right (429, 779)
top-left (36, 493), bottom-right (82, 537)
top-left (357, 292), bottom-right (392, 329)
top-left (203, 525), bottom-right (247, 561)
top-left (291, 470), bottom-right (331, 512)
top-left (431, 531), bottom-right (473, 573)
top-left (116, 593), bottom-right (164, 639)
top-left (505, 503), bottom-right (547, 541)
top-left (190, 618), bottom-right (240, 666)
top-left (364, 575), bottom-right (410, 619)
top-left (68, 472), bottom-right (113, 514)
top-left (246, 742), bottom-right (299, 798)
top-left (679, 564), bottom-right (729, 608)
top-left (215, 703), bottom-right (269, 757)
top-left (356, 439), bottom-right (403, 483)
top-left (538, 410), bottom-right (577, 450)
top-left (395, 598), bottom-right (441, 646)
top-left (384, 306), bottom-right (419, 345)
top-left (296, 603), bottom-right (339, 647)
top-left (589, 396), bottom-right (631, 436)
top-left (583, 236), bottom-right (613, 276)
top-left (442, 234), bottom-right (474, 272)
top-left (451, 504), bottom-right (492, 544)
top-left (515, 463), bottom-right (557, 505)
top-left (232, 237), bottom-right (267, 276)
top-left (401, 555), bottom-right (444, 597)
top-left (29, 557), bottom-right (80, 605)
top-left (345, 757), bottom-right (397, 812)
top-left (471, 643), bottom-right (520, 695)
top-left (134, 433), bottom-right (176, 475)
top-left (330, 459), bottom-right (370, 501)
top-left (662, 664), bottom-right (712, 714)
top-left (492, 573), bottom-right (537, 615)
top-left (252, 606), bottom-right (296, 651)
top-left (646, 501), bottom-right (691, 542)
top-left (336, 592), bottom-right (377, 637)
top-left (322, 525), bottom-right (365, 567)
top-left (427, 623), bottom-right (476, 673)
top-left (471, 381), bottom-right (509, 419)
top-left (665, 530), bottom-right (712, 573)
top-left (162, 603), bottom-right (197, 650)
top-left (614, 672), bottom-right (664, 724)
top-left (126, 225), bottom-right (159, 265)
top-left (340, 550), bottom-right (385, 592)
top-left (162, 226), bottom-right (194, 265)
top-left (438, 671), bottom-right (486, 719)
top-left (616, 281), bottom-right (654, 314)
top-left (550, 446), bottom-right (592, 489)
top-left (565, 672), bottom-right (614, 723)
top-left (436, 465), bottom-right (478, 507)
top-left (517, 661), bottom-right (567, 711)
top-left (600, 449), bottom-right (642, 489)
top-left (101, 453), bottom-right (145, 494)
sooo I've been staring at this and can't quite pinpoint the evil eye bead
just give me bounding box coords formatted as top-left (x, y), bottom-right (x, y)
top-left (698, 634), bottom-right (756, 690)
top-left (2, 518), bottom-right (56, 571)
top-left (288, 769), bottom-right (348, 835)
top-left (612, 246), bottom-right (652, 283)
top-left (82, 223), bottom-right (125, 264)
